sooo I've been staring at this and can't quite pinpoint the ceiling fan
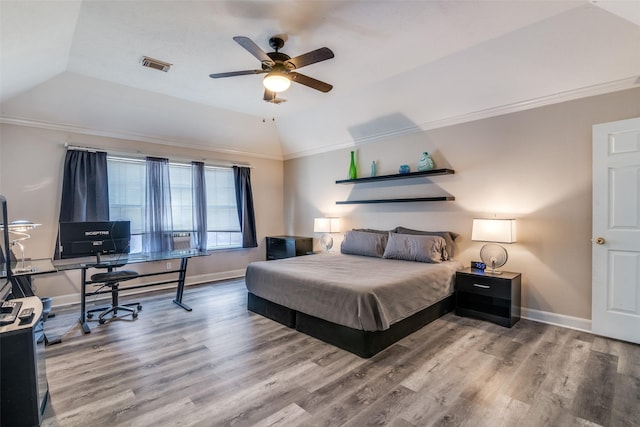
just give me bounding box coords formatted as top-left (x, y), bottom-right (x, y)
top-left (209, 36), bottom-right (334, 104)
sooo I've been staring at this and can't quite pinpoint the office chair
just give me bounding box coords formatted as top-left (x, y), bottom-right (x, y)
top-left (86, 265), bottom-right (141, 324)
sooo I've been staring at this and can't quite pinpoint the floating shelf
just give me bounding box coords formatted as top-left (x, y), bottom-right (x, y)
top-left (335, 168), bottom-right (454, 184)
top-left (336, 196), bottom-right (455, 205)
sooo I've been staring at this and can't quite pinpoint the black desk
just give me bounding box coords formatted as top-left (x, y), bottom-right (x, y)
top-left (54, 249), bottom-right (209, 334)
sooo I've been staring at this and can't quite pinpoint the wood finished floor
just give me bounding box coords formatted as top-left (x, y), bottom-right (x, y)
top-left (41, 279), bottom-right (640, 427)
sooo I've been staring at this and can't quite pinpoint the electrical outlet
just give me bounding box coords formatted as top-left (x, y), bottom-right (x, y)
top-left (166, 261), bottom-right (172, 270)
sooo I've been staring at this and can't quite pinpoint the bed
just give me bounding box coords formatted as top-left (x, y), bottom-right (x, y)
top-left (245, 228), bottom-right (463, 358)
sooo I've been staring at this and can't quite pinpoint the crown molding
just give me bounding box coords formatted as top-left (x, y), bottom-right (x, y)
top-left (0, 115), bottom-right (284, 161)
top-left (2, 76), bottom-right (637, 162)
top-left (283, 76), bottom-right (640, 160)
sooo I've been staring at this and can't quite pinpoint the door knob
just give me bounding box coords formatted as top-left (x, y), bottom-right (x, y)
top-left (595, 237), bottom-right (605, 245)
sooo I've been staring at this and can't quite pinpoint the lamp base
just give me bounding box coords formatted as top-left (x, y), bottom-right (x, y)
top-left (320, 234), bottom-right (334, 252)
top-left (13, 265), bottom-right (35, 273)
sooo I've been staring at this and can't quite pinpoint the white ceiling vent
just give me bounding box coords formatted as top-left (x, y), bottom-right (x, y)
top-left (141, 56), bottom-right (172, 72)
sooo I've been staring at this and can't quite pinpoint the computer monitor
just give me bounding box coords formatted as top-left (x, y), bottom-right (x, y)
top-left (59, 221), bottom-right (131, 259)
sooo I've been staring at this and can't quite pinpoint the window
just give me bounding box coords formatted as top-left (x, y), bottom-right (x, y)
top-left (107, 157), bottom-right (241, 252)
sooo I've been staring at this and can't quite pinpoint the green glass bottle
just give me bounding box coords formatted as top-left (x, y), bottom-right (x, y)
top-left (349, 151), bottom-right (357, 179)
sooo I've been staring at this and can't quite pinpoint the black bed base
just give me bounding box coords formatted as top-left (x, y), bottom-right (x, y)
top-left (247, 292), bottom-right (455, 358)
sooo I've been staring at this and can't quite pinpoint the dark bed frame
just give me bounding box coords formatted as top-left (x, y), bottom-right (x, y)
top-left (247, 292), bottom-right (455, 358)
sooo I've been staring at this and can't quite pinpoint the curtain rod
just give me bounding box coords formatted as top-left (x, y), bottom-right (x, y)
top-left (63, 143), bottom-right (253, 169)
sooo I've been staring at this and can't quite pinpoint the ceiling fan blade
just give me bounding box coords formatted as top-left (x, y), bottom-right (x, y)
top-left (285, 47), bottom-right (334, 69)
top-left (233, 36), bottom-right (275, 66)
top-left (290, 72), bottom-right (333, 93)
top-left (209, 69), bottom-right (266, 78)
top-left (263, 89), bottom-right (286, 104)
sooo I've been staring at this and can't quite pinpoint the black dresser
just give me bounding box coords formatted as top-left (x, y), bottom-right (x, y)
top-left (0, 296), bottom-right (48, 427)
top-left (266, 236), bottom-right (313, 260)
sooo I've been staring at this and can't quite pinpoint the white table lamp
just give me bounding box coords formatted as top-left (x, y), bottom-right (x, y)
top-left (314, 217), bottom-right (341, 252)
top-left (471, 218), bottom-right (516, 274)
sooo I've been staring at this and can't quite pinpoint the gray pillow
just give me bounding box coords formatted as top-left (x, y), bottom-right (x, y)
top-left (341, 231), bottom-right (388, 258)
top-left (383, 232), bottom-right (446, 263)
top-left (352, 228), bottom-right (392, 235)
top-left (393, 226), bottom-right (458, 259)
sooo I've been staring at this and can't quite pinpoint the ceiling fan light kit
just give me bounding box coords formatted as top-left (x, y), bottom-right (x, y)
top-left (209, 35), bottom-right (334, 101)
top-left (263, 71), bottom-right (291, 92)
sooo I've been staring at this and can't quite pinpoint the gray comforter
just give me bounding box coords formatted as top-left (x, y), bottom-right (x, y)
top-left (245, 253), bottom-right (463, 331)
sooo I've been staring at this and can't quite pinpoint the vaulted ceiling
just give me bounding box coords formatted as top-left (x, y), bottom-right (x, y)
top-left (1, 1), bottom-right (639, 160)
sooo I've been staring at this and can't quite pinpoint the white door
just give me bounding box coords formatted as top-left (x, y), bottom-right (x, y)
top-left (592, 117), bottom-right (640, 344)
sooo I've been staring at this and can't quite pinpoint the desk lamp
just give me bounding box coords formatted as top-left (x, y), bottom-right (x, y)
top-left (471, 218), bottom-right (516, 274)
top-left (314, 217), bottom-right (341, 252)
top-left (0, 220), bottom-right (41, 273)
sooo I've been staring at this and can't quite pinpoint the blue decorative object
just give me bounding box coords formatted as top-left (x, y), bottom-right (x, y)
top-left (417, 152), bottom-right (434, 171)
top-left (399, 164), bottom-right (410, 174)
top-left (371, 161), bottom-right (377, 177)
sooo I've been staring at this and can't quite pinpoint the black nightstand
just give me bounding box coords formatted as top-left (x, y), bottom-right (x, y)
top-left (455, 268), bottom-right (521, 327)
top-left (266, 236), bottom-right (313, 260)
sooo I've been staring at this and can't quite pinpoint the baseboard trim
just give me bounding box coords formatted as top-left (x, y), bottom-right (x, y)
top-left (49, 269), bottom-right (246, 308)
top-left (521, 307), bottom-right (592, 333)
top-left (49, 275), bottom-right (594, 335)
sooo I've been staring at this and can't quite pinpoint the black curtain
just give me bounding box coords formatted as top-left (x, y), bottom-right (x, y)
top-left (55, 150), bottom-right (109, 258)
top-left (233, 166), bottom-right (257, 248)
top-left (191, 161), bottom-right (207, 251)
top-left (59, 150), bottom-right (110, 222)
top-left (144, 157), bottom-right (174, 253)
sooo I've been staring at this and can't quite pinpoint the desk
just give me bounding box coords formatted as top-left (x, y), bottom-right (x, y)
top-left (1, 258), bottom-right (57, 298)
top-left (54, 249), bottom-right (209, 334)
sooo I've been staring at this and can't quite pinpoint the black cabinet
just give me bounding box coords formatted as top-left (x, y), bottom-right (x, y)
top-left (266, 236), bottom-right (313, 260)
top-left (1, 296), bottom-right (48, 427)
top-left (455, 268), bottom-right (521, 327)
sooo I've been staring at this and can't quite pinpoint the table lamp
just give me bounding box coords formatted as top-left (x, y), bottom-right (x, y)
top-left (0, 220), bottom-right (41, 273)
top-left (314, 217), bottom-right (341, 252)
top-left (471, 218), bottom-right (516, 274)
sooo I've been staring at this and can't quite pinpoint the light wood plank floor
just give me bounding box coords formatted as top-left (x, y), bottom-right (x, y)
top-left (41, 279), bottom-right (640, 427)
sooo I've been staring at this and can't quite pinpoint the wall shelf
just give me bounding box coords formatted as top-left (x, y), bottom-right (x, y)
top-left (336, 196), bottom-right (455, 205)
top-left (335, 168), bottom-right (454, 184)
top-left (336, 168), bottom-right (455, 204)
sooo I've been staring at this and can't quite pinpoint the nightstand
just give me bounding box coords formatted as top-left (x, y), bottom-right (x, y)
top-left (455, 268), bottom-right (521, 327)
top-left (266, 236), bottom-right (313, 260)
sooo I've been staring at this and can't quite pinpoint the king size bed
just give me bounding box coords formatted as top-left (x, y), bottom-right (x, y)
top-left (245, 228), bottom-right (463, 358)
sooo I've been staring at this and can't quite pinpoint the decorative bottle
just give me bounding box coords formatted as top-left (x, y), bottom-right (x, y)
top-left (417, 152), bottom-right (434, 171)
top-left (371, 161), bottom-right (377, 177)
top-left (349, 151), bottom-right (357, 179)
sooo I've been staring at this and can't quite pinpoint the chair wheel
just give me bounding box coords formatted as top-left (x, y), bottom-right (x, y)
top-left (137, 305), bottom-right (142, 311)
top-left (132, 312), bottom-right (138, 319)
top-left (99, 318), bottom-right (106, 324)
top-left (87, 313), bottom-right (93, 319)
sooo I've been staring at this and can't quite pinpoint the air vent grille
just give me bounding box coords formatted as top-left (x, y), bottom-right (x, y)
top-left (141, 56), bottom-right (172, 72)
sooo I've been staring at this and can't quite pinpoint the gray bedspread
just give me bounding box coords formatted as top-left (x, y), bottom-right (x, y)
top-left (245, 253), bottom-right (463, 331)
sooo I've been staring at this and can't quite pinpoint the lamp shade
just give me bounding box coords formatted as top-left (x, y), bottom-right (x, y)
top-left (263, 72), bottom-right (291, 92)
top-left (471, 218), bottom-right (516, 243)
top-left (314, 217), bottom-right (341, 233)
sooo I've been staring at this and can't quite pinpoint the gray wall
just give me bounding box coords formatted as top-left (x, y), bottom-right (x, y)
top-left (0, 124), bottom-right (284, 302)
top-left (284, 88), bottom-right (640, 321)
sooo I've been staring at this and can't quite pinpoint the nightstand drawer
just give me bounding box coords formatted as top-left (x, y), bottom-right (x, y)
top-left (456, 275), bottom-right (511, 299)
